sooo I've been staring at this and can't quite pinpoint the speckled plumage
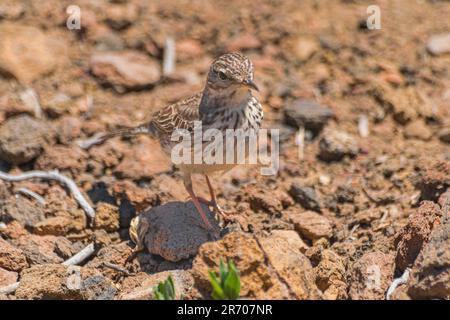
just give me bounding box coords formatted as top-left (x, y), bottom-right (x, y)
top-left (109, 53), bottom-right (263, 235)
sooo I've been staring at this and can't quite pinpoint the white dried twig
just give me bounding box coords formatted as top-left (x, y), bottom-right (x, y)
top-left (295, 126), bottom-right (305, 160)
top-left (62, 242), bottom-right (96, 266)
top-left (0, 170), bottom-right (95, 221)
top-left (358, 115), bottom-right (369, 138)
top-left (0, 282), bottom-right (20, 295)
top-left (19, 88), bottom-right (42, 118)
top-left (163, 37), bottom-right (176, 76)
top-left (76, 132), bottom-right (107, 150)
top-left (17, 187), bottom-right (46, 205)
top-left (386, 268), bottom-right (410, 300)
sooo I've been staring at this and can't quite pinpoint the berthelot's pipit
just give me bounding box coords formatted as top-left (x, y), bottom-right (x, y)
top-left (94, 52), bottom-right (263, 236)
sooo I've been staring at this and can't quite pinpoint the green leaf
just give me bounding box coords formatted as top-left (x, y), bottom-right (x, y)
top-left (223, 260), bottom-right (240, 299)
top-left (208, 270), bottom-right (225, 300)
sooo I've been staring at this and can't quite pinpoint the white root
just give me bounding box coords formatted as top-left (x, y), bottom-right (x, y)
top-left (386, 268), bottom-right (410, 300)
top-left (163, 37), bottom-right (176, 76)
top-left (0, 170), bottom-right (95, 221)
top-left (17, 187), bottom-right (46, 205)
top-left (62, 242), bottom-right (96, 266)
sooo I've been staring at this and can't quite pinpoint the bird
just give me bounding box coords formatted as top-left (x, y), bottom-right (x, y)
top-left (85, 52), bottom-right (263, 238)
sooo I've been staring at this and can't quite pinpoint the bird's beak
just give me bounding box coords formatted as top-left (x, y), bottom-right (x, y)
top-left (243, 79), bottom-right (259, 91)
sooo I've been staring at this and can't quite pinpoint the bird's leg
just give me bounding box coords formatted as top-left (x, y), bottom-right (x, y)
top-left (183, 174), bottom-right (215, 231)
top-left (204, 175), bottom-right (234, 223)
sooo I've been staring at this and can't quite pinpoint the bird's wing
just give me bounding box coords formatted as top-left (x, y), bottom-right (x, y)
top-left (149, 93), bottom-right (202, 136)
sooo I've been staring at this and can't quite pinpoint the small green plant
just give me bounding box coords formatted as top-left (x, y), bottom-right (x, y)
top-left (153, 275), bottom-right (176, 300)
top-left (208, 259), bottom-right (241, 300)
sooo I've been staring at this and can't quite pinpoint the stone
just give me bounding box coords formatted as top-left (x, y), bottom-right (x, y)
top-left (415, 160), bottom-right (450, 202)
top-left (15, 264), bottom-right (117, 300)
top-left (318, 129), bottom-right (359, 162)
top-left (226, 34), bottom-right (261, 52)
top-left (35, 145), bottom-right (88, 174)
top-left (0, 23), bottom-right (67, 84)
top-left (33, 216), bottom-right (74, 236)
top-left (0, 196), bottom-right (45, 228)
top-left (284, 99), bottom-right (334, 134)
top-left (0, 237), bottom-right (28, 272)
top-left (269, 230), bottom-right (309, 253)
top-left (0, 115), bottom-right (53, 164)
top-left (290, 210), bottom-right (333, 241)
top-left (12, 235), bottom-right (71, 265)
top-left (407, 219), bottom-right (449, 299)
top-left (136, 201), bottom-right (219, 262)
top-left (176, 39), bottom-right (204, 60)
top-left (349, 251), bottom-right (395, 300)
top-left (90, 50), bottom-right (161, 92)
top-left (120, 270), bottom-right (195, 300)
top-left (394, 201), bottom-right (441, 271)
top-left (289, 184), bottom-right (321, 212)
top-left (114, 135), bottom-right (171, 179)
top-left (404, 120), bottom-right (432, 141)
top-left (438, 128), bottom-right (450, 144)
top-left (86, 242), bottom-right (134, 280)
top-left (192, 232), bottom-right (321, 299)
top-left (314, 249), bottom-right (347, 300)
top-left (426, 33), bottom-right (450, 55)
top-left (293, 37), bottom-right (319, 62)
top-left (0, 267), bottom-right (18, 288)
top-left (94, 202), bottom-right (120, 232)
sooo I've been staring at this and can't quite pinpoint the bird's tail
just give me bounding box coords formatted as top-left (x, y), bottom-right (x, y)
top-left (76, 123), bottom-right (154, 149)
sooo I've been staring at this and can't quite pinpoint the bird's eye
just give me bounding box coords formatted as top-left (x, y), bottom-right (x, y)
top-left (218, 71), bottom-right (227, 80)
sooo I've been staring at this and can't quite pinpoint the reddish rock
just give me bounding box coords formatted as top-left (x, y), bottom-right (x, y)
top-left (33, 216), bottom-right (75, 236)
top-left (120, 270), bottom-right (196, 300)
top-left (56, 116), bottom-right (82, 145)
top-left (15, 264), bottom-right (117, 300)
top-left (394, 201), bottom-right (441, 271)
top-left (0, 23), bottom-right (67, 84)
top-left (0, 195), bottom-right (45, 228)
top-left (290, 210), bottom-right (333, 241)
top-left (270, 230), bottom-right (309, 253)
top-left (404, 120), bottom-right (432, 141)
top-left (94, 203), bottom-right (120, 232)
top-left (114, 135), bottom-right (171, 180)
top-left (12, 235), bottom-right (70, 265)
top-left (90, 50), bottom-right (161, 92)
top-left (314, 249), bottom-right (347, 300)
top-left (35, 145), bottom-right (88, 174)
top-left (226, 34), bottom-right (261, 52)
top-left (245, 186), bottom-right (290, 215)
top-left (192, 232), bottom-right (320, 299)
top-left (0, 267), bottom-right (18, 288)
top-left (0, 238), bottom-right (28, 272)
top-left (293, 37), bottom-right (319, 62)
top-left (113, 180), bottom-right (159, 212)
top-left (176, 39), bottom-right (204, 60)
top-left (86, 242), bottom-right (134, 280)
top-left (318, 129), bottom-right (359, 162)
top-left (407, 219), bottom-right (449, 299)
top-left (349, 251), bottom-right (395, 300)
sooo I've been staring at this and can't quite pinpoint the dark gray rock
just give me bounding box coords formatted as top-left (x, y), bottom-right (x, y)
top-left (284, 99), bottom-right (334, 134)
top-left (0, 114), bottom-right (53, 164)
top-left (138, 201), bottom-right (220, 262)
top-left (289, 184), bottom-right (321, 212)
top-left (318, 129), bottom-right (359, 162)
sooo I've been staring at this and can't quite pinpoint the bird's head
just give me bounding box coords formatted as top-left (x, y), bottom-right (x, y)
top-left (206, 52), bottom-right (259, 94)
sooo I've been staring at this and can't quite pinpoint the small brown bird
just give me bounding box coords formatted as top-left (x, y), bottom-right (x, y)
top-left (87, 52), bottom-right (263, 235)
